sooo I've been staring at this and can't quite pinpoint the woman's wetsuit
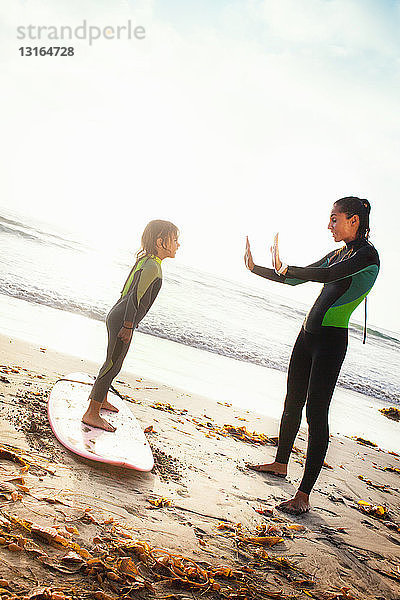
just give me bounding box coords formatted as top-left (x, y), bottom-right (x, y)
top-left (252, 238), bottom-right (379, 494)
top-left (90, 255), bottom-right (162, 404)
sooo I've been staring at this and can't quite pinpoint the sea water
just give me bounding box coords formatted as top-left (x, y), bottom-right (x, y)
top-left (0, 209), bottom-right (399, 451)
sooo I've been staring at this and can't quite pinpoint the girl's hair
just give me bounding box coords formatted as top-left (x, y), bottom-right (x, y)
top-left (334, 196), bottom-right (371, 240)
top-left (136, 220), bottom-right (179, 259)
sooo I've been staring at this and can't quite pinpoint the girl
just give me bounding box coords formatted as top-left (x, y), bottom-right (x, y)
top-left (82, 220), bottom-right (180, 432)
top-left (245, 197), bottom-right (379, 514)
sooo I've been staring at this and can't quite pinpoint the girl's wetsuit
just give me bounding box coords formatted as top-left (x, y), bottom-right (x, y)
top-left (252, 238), bottom-right (379, 494)
top-left (90, 255), bottom-right (162, 404)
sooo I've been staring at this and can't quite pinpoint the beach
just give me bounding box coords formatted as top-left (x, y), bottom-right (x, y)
top-left (1, 332), bottom-right (399, 600)
top-left (2, 0), bottom-right (400, 597)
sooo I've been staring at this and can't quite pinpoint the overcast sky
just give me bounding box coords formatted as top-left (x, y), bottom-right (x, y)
top-left (1, 0), bottom-right (399, 332)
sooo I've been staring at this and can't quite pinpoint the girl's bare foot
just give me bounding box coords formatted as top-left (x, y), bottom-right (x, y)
top-left (277, 490), bottom-right (310, 515)
top-left (101, 398), bottom-right (119, 412)
top-left (82, 410), bottom-right (116, 432)
top-left (247, 461), bottom-right (287, 478)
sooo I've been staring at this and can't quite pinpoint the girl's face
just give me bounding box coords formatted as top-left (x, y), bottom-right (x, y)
top-left (157, 234), bottom-right (180, 259)
top-left (166, 234), bottom-right (180, 258)
top-left (328, 204), bottom-right (359, 243)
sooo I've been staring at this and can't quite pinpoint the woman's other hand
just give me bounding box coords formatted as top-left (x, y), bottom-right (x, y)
top-left (118, 326), bottom-right (133, 344)
top-left (271, 233), bottom-right (282, 271)
top-left (271, 233), bottom-right (288, 275)
top-left (245, 236), bottom-right (255, 271)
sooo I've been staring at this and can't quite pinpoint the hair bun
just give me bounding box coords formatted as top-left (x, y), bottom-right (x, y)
top-left (361, 198), bottom-right (371, 213)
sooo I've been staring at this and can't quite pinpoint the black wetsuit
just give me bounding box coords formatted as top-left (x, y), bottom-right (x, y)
top-left (252, 238), bottom-right (379, 494)
top-left (90, 255), bottom-right (162, 404)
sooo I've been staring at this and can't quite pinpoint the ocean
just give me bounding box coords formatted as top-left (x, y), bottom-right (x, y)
top-left (1, 208), bottom-right (398, 407)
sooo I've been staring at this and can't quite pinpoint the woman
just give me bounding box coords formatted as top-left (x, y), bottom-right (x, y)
top-left (245, 197), bottom-right (379, 515)
top-left (82, 220), bottom-right (180, 432)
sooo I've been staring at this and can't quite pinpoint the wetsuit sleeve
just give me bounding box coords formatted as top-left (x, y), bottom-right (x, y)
top-left (123, 261), bottom-right (160, 325)
top-left (252, 253), bottom-right (332, 286)
top-left (286, 246), bottom-right (375, 283)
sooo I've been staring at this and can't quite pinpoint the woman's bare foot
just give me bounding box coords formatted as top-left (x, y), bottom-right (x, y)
top-left (277, 490), bottom-right (310, 515)
top-left (101, 398), bottom-right (119, 412)
top-left (247, 461), bottom-right (287, 478)
top-left (82, 410), bottom-right (116, 432)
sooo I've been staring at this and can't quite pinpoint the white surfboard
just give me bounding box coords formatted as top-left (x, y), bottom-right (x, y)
top-left (48, 372), bottom-right (154, 471)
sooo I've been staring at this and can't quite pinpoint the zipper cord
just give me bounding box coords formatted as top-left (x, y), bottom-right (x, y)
top-left (363, 297), bottom-right (367, 344)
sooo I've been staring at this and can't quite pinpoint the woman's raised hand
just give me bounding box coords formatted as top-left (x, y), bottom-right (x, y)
top-left (271, 232), bottom-right (282, 271)
top-left (245, 236), bottom-right (255, 271)
top-left (271, 232), bottom-right (288, 275)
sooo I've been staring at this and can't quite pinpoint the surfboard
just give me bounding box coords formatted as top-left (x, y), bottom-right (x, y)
top-left (47, 372), bottom-right (154, 471)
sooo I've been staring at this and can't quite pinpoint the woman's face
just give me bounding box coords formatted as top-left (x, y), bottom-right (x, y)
top-left (328, 204), bottom-right (359, 243)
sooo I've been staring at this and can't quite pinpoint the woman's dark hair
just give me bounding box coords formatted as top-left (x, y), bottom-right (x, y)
top-left (334, 196), bottom-right (371, 240)
top-left (136, 220), bottom-right (179, 259)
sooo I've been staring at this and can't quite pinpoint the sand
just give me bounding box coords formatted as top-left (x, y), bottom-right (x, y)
top-left (0, 333), bottom-right (399, 600)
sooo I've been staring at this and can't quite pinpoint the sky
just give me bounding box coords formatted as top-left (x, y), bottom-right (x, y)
top-left (1, 0), bottom-right (400, 332)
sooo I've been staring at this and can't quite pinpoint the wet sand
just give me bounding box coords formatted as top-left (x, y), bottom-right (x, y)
top-left (0, 333), bottom-right (399, 599)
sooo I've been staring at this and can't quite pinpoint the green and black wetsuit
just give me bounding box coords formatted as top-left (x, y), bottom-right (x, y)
top-left (90, 255), bottom-right (162, 404)
top-left (252, 238), bottom-right (379, 494)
